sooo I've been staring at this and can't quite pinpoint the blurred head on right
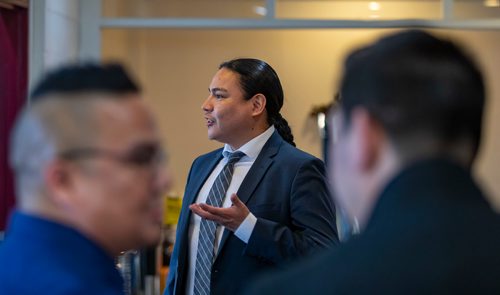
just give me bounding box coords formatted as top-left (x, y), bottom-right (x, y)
top-left (328, 30), bottom-right (485, 230)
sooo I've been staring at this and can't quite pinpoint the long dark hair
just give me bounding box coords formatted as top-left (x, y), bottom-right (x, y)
top-left (219, 58), bottom-right (295, 146)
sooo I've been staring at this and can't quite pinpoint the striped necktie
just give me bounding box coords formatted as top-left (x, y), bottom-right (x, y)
top-left (193, 151), bottom-right (245, 295)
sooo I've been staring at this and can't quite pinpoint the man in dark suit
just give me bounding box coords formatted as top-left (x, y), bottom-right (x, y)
top-left (165, 58), bottom-right (338, 295)
top-left (247, 30), bottom-right (500, 294)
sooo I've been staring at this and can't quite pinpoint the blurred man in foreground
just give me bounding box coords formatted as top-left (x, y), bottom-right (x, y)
top-left (247, 30), bottom-right (500, 294)
top-left (0, 63), bottom-right (171, 294)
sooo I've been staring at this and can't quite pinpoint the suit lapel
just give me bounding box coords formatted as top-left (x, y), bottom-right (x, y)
top-left (175, 150), bottom-right (223, 283)
top-left (185, 153), bottom-right (223, 207)
top-left (217, 132), bottom-right (282, 255)
top-left (236, 133), bottom-right (281, 204)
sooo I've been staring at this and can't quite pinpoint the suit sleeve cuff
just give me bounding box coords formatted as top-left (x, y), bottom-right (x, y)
top-left (234, 213), bottom-right (257, 243)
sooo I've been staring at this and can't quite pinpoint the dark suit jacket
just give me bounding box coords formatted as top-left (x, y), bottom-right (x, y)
top-left (165, 131), bottom-right (338, 295)
top-left (247, 158), bottom-right (500, 294)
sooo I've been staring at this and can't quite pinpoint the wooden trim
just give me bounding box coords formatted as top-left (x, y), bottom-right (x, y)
top-left (0, 0), bottom-right (28, 9)
top-left (0, 2), bottom-right (14, 9)
top-left (100, 17), bottom-right (500, 30)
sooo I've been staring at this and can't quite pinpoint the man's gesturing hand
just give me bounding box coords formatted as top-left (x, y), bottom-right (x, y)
top-left (190, 193), bottom-right (250, 231)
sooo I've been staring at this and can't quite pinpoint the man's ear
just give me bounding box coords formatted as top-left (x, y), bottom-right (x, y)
top-left (250, 93), bottom-right (267, 117)
top-left (43, 159), bottom-right (77, 207)
top-left (350, 107), bottom-right (384, 172)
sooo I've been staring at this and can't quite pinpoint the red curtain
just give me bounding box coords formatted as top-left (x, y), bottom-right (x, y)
top-left (0, 6), bottom-right (28, 231)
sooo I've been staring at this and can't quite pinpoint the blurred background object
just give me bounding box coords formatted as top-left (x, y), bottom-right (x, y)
top-left (116, 192), bottom-right (180, 295)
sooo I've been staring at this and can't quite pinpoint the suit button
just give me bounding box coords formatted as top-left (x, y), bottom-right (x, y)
top-left (214, 270), bottom-right (219, 273)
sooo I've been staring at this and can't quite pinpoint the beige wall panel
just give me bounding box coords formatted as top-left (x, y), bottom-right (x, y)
top-left (438, 30), bottom-right (500, 211)
top-left (101, 28), bottom-right (500, 210)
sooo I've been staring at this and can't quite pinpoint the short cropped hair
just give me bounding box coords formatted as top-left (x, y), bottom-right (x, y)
top-left (31, 63), bottom-right (140, 101)
top-left (339, 30), bottom-right (485, 160)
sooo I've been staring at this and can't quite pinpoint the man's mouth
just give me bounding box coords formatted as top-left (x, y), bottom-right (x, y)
top-left (205, 118), bottom-right (215, 127)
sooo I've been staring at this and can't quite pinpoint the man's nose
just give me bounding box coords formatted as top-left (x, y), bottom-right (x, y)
top-left (202, 96), bottom-right (213, 112)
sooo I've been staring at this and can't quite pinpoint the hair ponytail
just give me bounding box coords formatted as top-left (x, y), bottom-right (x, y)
top-left (273, 113), bottom-right (295, 147)
top-left (219, 58), bottom-right (295, 146)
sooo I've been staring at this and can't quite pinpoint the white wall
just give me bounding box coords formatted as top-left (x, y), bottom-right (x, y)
top-left (44, 0), bottom-right (80, 68)
top-left (29, 0), bottom-right (80, 89)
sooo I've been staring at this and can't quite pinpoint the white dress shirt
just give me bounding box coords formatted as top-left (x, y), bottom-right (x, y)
top-left (186, 126), bottom-right (275, 295)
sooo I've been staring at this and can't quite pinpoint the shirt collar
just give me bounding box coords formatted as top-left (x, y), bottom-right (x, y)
top-left (222, 126), bottom-right (275, 161)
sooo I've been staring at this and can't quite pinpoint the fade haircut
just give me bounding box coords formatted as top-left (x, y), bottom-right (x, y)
top-left (339, 30), bottom-right (485, 163)
top-left (9, 62), bottom-right (141, 200)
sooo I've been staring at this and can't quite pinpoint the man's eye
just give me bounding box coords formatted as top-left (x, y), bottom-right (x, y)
top-left (127, 145), bottom-right (159, 165)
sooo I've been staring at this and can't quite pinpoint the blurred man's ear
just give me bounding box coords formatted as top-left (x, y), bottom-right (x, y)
top-left (44, 159), bottom-right (77, 207)
top-left (350, 108), bottom-right (384, 173)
